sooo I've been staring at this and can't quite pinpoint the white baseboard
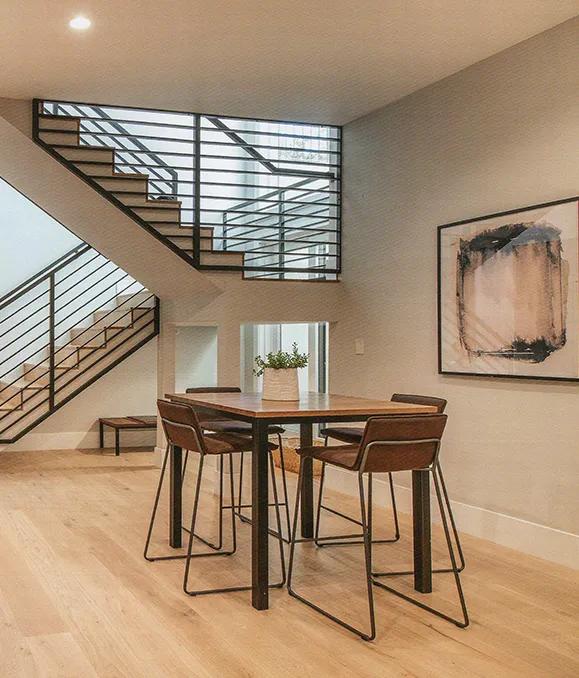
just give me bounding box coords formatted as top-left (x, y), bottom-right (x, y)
top-left (324, 467), bottom-right (579, 571)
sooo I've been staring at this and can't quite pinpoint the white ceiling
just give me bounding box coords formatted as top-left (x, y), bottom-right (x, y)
top-left (1, 1), bottom-right (578, 125)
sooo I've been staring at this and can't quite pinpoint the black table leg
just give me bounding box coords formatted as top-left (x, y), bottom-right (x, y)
top-left (252, 419), bottom-right (270, 610)
top-left (99, 422), bottom-right (104, 448)
top-left (300, 423), bottom-right (314, 538)
top-left (412, 469), bottom-right (432, 593)
top-left (169, 444), bottom-right (183, 548)
top-left (115, 428), bottom-right (120, 456)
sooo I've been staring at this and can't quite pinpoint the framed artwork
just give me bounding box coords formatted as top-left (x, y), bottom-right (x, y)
top-left (438, 196), bottom-right (579, 381)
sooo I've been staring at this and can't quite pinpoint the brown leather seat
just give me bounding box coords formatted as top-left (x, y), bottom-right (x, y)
top-left (298, 444), bottom-right (359, 470)
top-left (317, 426), bottom-right (364, 444)
top-left (185, 386), bottom-right (285, 437)
top-left (320, 394), bottom-right (447, 444)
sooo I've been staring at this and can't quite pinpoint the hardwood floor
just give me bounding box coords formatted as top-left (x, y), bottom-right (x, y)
top-left (0, 447), bottom-right (577, 677)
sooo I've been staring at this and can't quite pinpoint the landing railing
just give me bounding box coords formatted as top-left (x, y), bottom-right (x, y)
top-left (0, 243), bottom-right (159, 443)
top-left (34, 100), bottom-right (341, 280)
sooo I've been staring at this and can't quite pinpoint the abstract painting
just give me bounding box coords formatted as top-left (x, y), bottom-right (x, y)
top-left (438, 197), bottom-right (579, 381)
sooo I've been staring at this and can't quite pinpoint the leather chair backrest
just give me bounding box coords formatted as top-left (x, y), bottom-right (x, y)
top-left (357, 414), bottom-right (447, 473)
top-left (157, 399), bottom-right (207, 454)
top-left (391, 393), bottom-right (447, 414)
top-left (184, 386), bottom-right (241, 423)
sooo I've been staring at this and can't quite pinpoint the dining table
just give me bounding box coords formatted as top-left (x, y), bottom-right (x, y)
top-left (166, 391), bottom-right (438, 611)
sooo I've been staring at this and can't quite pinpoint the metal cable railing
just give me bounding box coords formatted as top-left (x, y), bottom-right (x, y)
top-left (0, 244), bottom-right (159, 443)
top-left (34, 100), bottom-right (341, 280)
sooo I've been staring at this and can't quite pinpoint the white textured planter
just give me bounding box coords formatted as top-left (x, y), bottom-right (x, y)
top-left (261, 367), bottom-right (299, 401)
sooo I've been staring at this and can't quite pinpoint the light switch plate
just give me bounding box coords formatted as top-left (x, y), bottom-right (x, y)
top-left (355, 338), bottom-right (364, 355)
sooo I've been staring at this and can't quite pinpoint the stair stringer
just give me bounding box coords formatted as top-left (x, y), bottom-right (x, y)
top-left (0, 113), bottom-right (223, 304)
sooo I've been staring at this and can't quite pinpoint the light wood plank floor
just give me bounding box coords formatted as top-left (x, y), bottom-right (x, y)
top-left (0, 447), bottom-right (577, 677)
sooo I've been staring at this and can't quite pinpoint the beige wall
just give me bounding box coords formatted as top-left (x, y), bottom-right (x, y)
top-left (332, 18), bottom-right (579, 534)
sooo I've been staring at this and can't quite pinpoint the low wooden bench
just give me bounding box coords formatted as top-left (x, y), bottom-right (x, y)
top-left (98, 416), bottom-right (157, 456)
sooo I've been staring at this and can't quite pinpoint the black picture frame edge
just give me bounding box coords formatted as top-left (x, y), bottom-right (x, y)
top-left (437, 194), bottom-right (579, 384)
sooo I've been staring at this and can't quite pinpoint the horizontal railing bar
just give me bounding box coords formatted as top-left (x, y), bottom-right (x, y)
top-left (52, 251), bottom-right (103, 290)
top-left (123, 195), bottom-right (330, 210)
top-left (53, 142), bottom-right (338, 174)
top-left (104, 188), bottom-right (332, 203)
top-left (205, 235), bottom-right (334, 247)
top-left (41, 110), bottom-right (194, 130)
top-left (222, 194), bottom-right (329, 215)
top-left (42, 111), bottom-right (338, 140)
top-left (199, 153), bottom-right (339, 169)
top-left (204, 263), bottom-right (339, 274)
top-left (215, 246), bottom-right (336, 258)
top-left (199, 126), bottom-right (339, 141)
top-left (90, 177), bottom-right (338, 193)
top-left (202, 206), bottom-right (334, 218)
top-left (47, 127), bottom-right (337, 155)
top-left (67, 160), bottom-right (334, 181)
top-left (209, 222), bottom-right (337, 235)
top-left (221, 177), bottom-right (323, 210)
top-left (245, 251), bottom-right (332, 265)
top-left (221, 210), bottom-right (332, 231)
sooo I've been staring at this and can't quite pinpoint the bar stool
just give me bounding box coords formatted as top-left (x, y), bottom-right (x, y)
top-left (186, 386), bottom-right (292, 542)
top-left (318, 394), bottom-right (464, 573)
top-left (287, 413), bottom-right (469, 640)
top-left (144, 399), bottom-right (286, 596)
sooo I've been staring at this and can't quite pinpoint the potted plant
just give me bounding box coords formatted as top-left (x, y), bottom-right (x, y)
top-left (253, 343), bottom-right (309, 401)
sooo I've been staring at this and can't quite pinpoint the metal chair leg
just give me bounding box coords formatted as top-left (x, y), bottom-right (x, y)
top-left (144, 449), bottom-right (236, 562)
top-left (184, 453), bottom-right (286, 596)
top-left (143, 444), bottom-right (172, 561)
top-left (372, 466), bottom-right (469, 628)
top-left (234, 447), bottom-right (292, 544)
top-left (183, 454), bottom-right (229, 551)
top-left (277, 433), bottom-right (293, 541)
top-left (315, 440), bottom-right (400, 547)
top-left (288, 465), bottom-right (376, 641)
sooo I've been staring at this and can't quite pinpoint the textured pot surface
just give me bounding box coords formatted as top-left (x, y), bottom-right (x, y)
top-left (261, 367), bottom-right (299, 401)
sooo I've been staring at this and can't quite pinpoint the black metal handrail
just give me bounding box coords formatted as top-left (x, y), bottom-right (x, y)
top-left (34, 99), bottom-right (341, 279)
top-left (0, 242), bottom-right (159, 443)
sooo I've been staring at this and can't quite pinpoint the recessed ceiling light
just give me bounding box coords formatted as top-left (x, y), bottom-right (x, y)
top-left (69, 16), bottom-right (91, 30)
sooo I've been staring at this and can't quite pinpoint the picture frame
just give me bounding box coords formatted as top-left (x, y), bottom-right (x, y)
top-left (438, 196), bottom-right (579, 382)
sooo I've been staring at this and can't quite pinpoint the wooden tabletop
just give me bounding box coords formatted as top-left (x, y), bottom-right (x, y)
top-left (165, 392), bottom-right (437, 418)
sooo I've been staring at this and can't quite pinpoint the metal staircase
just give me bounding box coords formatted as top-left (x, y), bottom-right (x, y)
top-left (0, 244), bottom-right (159, 443)
top-left (33, 99), bottom-right (341, 280)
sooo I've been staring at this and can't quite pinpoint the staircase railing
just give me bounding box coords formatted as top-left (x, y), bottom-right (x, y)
top-left (33, 99), bottom-right (341, 280)
top-left (0, 244), bottom-right (159, 443)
